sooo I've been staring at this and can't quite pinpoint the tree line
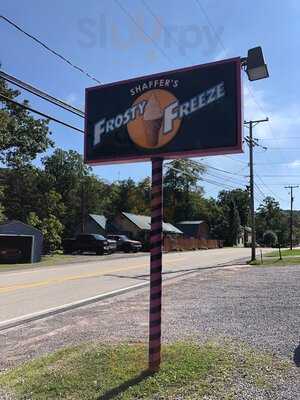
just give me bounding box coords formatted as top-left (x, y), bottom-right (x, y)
top-left (0, 79), bottom-right (297, 252)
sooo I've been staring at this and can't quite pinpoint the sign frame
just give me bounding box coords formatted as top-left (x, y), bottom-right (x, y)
top-left (84, 57), bottom-right (243, 165)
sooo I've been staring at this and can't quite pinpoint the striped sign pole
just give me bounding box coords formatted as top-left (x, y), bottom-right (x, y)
top-left (149, 157), bottom-right (163, 372)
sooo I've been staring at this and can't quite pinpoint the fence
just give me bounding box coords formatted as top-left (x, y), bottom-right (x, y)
top-left (163, 237), bottom-right (223, 252)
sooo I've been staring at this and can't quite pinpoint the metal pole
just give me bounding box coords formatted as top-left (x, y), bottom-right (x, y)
top-left (249, 121), bottom-right (256, 262)
top-left (285, 185), bottom-right (299, 250)
top-left (245, 118), bottom-right (268, 262)
top-left (81, 182), bottom-right (86, 233)
top-left (149, 157), bottom-right (163, 372)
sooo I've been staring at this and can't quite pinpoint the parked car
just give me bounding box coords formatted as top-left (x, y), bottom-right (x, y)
top-left (62, 234), bottom-right (115, 255)
top-left (107, 234), bottom-right (142, 253)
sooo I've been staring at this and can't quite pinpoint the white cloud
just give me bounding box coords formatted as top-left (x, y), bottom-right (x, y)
top-left (243, 84), bottom-right (300, 145)
top-left (287, 159), bottom-right (300, 168)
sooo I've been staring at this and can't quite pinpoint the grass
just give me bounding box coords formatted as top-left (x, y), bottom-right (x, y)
top-left (0, 254), bottom-right (76, 272)
top-left (265, 248), bottom-right (300, 257)
top-left (0, 341), bottom-right (292, 400)
top-left (250, 256), bottom-right (300, 266)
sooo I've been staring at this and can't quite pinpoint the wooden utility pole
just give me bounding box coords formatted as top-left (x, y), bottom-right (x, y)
top-left (244, 118), bottom-right (268, 262)
top-left (284, 185), bottom-right (299, 250)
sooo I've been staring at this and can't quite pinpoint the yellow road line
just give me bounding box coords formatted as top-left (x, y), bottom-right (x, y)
top-left (0, 257), bottom-right (190, 294)
top-left (0, 263), bottom-right (149, 294)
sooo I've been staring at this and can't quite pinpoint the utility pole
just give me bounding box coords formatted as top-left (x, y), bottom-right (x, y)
top-left (244, 118), bottom-right (268, 261)
top-left (284, 185), bottom-right (299, 250)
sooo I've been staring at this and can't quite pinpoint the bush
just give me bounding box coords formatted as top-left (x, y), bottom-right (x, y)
top-left (27, 212), bottom-right (63, 253)
top-left (263, 230), bottom-right (278, 247)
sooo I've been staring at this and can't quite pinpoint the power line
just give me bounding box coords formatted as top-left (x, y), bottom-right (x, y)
top-left (194, 0), bottom-right (226, 53)
top-left (255, 173), bottom-right (287, 203)
top-left (141, 0), bottom-right (194, 64)
top-left (114, 0), bottom-right (173, 64)
top-left (0, 69), bottom-right (85, 118)
top-left (0, 92), bottom-right (84, 133)
top-left (0, 15), bottom-right (101, 84)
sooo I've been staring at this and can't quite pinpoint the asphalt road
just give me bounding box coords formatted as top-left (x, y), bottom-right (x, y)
top-left (0, 247), bottom-right (263, 325)
top-left (0, 259), bottom-right (299, 399)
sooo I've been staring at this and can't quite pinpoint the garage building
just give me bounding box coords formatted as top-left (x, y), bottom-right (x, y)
top-left (0, 220), bottom-right (43, 263)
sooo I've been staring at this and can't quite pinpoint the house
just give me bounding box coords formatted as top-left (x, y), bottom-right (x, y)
top-left (176, 221), bottom-right (210, 240)
top-left (75, 214), bottom-right (114, 236)
top-left (0, 220), bottom-right (43, 263)
top-left (113, 212), bottom-right (183, 243)
top-left (237, 226), bottom-right (252, 247)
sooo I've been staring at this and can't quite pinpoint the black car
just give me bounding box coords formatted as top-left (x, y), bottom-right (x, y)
top-left (62, 234), bottom-right (114, 255)
top-left (107, 235), bottom-right (142, 253)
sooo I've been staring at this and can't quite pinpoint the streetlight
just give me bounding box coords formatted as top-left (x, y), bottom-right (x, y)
top-left (241, 46), bottom-right (269, 81)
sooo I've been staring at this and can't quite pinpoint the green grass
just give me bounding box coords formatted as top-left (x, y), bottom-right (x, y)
top-left (0, 341), bottom-right (291, 400)
top-left (0, 254), bottom-right (76, 272)
top-left (250, 256), bottom-right (300, 266)
top-left (265, 248), bottom-right (300, 257)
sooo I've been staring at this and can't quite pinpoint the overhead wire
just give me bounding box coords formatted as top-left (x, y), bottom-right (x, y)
top-left (0, 70), bottom-right (85, 118)
top-left (0, 93), bottom-right (84, 133)
top-left (114, 0), bottom-right (173, 64)
top-left (0, 15), bottom-right (101, 84)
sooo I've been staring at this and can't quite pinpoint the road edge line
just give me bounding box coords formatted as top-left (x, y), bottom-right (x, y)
top-left (0, 281), bottom-right (149, 332)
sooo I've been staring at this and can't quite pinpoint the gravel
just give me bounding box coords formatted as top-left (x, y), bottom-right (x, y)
top-left (0, 263), bottom-right (299, 399)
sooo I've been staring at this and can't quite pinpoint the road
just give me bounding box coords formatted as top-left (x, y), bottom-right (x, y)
top-left (0, 247), bottom-right (263, 325)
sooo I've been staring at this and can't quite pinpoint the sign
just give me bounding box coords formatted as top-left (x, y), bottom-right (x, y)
top-left (84, 57), bottom-right (242, 165)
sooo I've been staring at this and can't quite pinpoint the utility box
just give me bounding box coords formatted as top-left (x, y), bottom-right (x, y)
top-left (0, 221), bottom-right (43, 264)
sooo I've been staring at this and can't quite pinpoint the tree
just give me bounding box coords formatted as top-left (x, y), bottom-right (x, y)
top-left (218, 189), bottom-right (249, 226)
top-left (0, 79), bottom-right (53, 168)
top-left (2, 167), bottom-right (65, 223)
top-left (263, 230), bottom-right (278, 247)
top-left (163, 159), bottom-right (206, 222)
top-left (256, 197), bottom-right (288, 245)
top-left (211, 189), bottom-right (248, 245)
top-left (27, 212), bottom-right (63, 253)
top-left (43, 149), bottom-right (115, 236)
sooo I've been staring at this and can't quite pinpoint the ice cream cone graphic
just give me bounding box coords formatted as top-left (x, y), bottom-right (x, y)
top-left (143, 94), bottom-right (163, 147)
top-left (127, 89), bottom-right (182, 149)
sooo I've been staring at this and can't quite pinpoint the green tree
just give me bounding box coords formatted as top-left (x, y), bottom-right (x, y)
top-left (163, 159), bottom-right (206, 222)
top-left (2, 167), bottom-right (65, 223)
top-left (256, 197), bottom-right (288, 245)
top-left (211, 189), bottom-right (249, 245)
top-left (28, 212), bottom-right (63, 253)
top-left (218, 189), bottom-right (249, 226)
top-left (263, 230), bottom-right (278, 247)
top-left (42, 149), bottom-right (111, 236)
top-left (0, 79), bottom-right (53, 167)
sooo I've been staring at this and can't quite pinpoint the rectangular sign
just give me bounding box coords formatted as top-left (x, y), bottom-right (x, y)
top-left (84, 57), bottom-right (242, 165)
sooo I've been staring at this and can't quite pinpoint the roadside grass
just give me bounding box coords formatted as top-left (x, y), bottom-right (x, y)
top-left (250, 256), bottom-right (300, 266)
top-left (265, 248), bottom-right (300, 257)
top-left (0, 341), bottom-right (292, 400)
top-left (0, 254), bottom-right (76, 272)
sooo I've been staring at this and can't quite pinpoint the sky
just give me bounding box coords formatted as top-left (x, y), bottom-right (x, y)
top-left (1, 0), bottom-right (300, 210)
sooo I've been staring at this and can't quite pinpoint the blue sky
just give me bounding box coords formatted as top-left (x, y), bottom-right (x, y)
top-left (1, 0), bottom-right (299, 209)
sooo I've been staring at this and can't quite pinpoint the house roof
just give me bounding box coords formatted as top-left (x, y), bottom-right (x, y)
top-left (0, 220), bottom-right (43, 236)
top-left (177, 221), bottom-right (206, 225)
top-left (122, 212), bottom-right (183, 234)
top-left (89, 214), bottom-right (107, 230)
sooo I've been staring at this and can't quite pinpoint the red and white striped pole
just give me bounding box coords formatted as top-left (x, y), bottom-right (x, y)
top-left (149, 157), bottom-right (163, 372)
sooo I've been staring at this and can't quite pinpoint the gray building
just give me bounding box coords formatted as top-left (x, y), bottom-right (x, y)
top-left (75, 214), bottom-right (109, 236)
top-left (113, 212), bottom-right (183, 243)
top-left (0, 220), bottom-right (43, 263)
